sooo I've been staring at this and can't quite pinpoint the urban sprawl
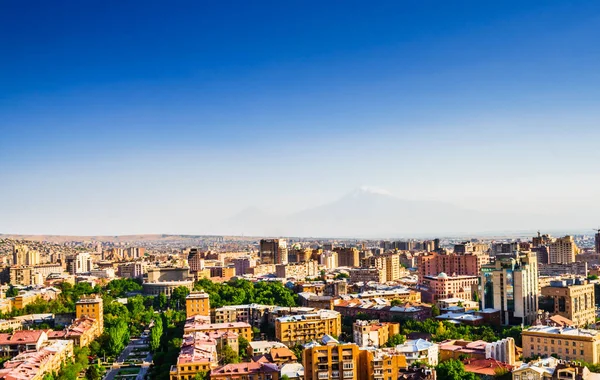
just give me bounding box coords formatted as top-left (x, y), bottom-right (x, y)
top-left (0, 232), bottom-right (599, 380)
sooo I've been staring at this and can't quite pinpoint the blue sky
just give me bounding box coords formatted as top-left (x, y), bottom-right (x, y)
top-left (1, 1), bottom-right (600, 235)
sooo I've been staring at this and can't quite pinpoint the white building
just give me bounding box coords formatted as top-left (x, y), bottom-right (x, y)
top-left (394, 339), bottom-right (439, 366)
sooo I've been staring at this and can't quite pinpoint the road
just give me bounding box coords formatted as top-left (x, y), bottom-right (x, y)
top-left (103, 337), bottom-right (149, 380)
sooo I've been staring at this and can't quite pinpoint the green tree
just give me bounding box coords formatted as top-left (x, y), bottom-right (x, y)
top-left (385, 334), bottom-right (406, 347)
top-left (155, 293), bottom-right (168, 310)
top-left (150, 317), bottom-right (163, 352)
top-left (170, 286), bottom-right (191, 310)
top-left (220, 344), bottom-right (239, 365)
top-left (391, 299), bottom-right (402, 307)
top-left (85, 364), bottom-right (102, 380)
top-left (193, 372), bottom-right (210, 380)
top-left (436, 359), bottom-right (478, 380)
top-left (431, 304), bottom-right (441, 317)
top-left (6, 285), bottom-right (18, 298)
top-left (238, 336), bottom-right (249, 359)
top-left (107, 319), bottom-right (129, 356)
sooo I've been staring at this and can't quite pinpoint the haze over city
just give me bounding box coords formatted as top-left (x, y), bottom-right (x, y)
top-left (2, 1), bottom-right (600, 236)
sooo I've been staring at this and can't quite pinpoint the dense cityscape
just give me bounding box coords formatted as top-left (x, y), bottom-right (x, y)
top-left (4, 1), bottom-right (600, 380)
top-left (0, 232), bottom-right (597, 380)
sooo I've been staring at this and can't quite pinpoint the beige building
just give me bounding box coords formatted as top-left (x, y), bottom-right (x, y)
top-left (541, 279), bottom-right (595, 327)
top-left (276, 260), bottom-right (319, 279)
top-left (352, 320), bottom-right (400, 348)
top-left (350, 268), bottom-right (385, 284)
top-left (549, 235), bottom-right (578, 264)
top-left (185, 291), bottom-right (210, 318)
top-left (334, 248), bottom-right (360, 268)
top-left (358, 348), bottom-right (408, 380)
top-left (303, 336), bottom-right (359, 380)
top-left (275, 310), bottom-right (342, 346)
top-left (12, 245), bottom-right (40, 266)
top-left (522, 326), bottom-right (600, 363)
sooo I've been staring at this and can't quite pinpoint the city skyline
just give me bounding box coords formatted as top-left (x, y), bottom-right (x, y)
top-left (2, 1), bottom-right (600, 235)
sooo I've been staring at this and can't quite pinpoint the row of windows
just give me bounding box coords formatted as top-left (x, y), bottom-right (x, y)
top-left (533, 338), bottom-right (582, 347)
top-left (529, 345), bottom-right (584, 356)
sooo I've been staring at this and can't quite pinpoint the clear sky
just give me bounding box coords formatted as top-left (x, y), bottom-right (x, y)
top-left (1, 1), bottom-right (600, 235)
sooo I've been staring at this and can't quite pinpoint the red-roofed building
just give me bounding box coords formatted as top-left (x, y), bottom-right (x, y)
top-left (0, 330), bottom-right (48, 358)
top-left (462, 358), bottom-right (513, 378)
top-left (210, 362), bottom-right (280, 380)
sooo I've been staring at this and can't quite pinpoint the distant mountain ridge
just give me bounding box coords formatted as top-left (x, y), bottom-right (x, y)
top-left (215, 187), bottom-right (550, 238)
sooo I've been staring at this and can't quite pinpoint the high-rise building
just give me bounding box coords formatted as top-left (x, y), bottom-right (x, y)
top-left (321, 250), bottom-right (338, 269)
top-left (187, 248), bottom-right (205, 273)
top-left (549, 235), bottom-right (578, 264)
top-left (232, 256), bottom-right (256, 276)
top-left (66, 252), bottom-right (92, 274)
top-left (259, 239), bottom-right (288, 265)
top-left (303, 336), bottom-right (359, 380)
top-left (540, 278), bottom-right (595, 327)
top-left (384, 253), bottom-right (401, 282)
top-left (12, 245), bottom-right (40, 266)
top-left (423, 240), bottom-right (435, 252)
top-left (186, 291), bottom-right (210, 318)
top-left (334, 247), bottom-right (360, 267)
top-left (595, 230), bottom-right (600, 254)
top-left (481, 251), bottom-right (538, 325)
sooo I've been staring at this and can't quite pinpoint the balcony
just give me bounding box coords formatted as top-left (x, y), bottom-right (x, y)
top-left (318, 372), bottom-right (330, 379)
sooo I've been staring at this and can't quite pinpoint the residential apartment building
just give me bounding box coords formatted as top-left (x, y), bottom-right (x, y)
top-left (186, 291), bottom-right (210, 318)
top-left (212, 304), bottom-right (273, 327)
top-left (232, 256), bottom-right (256, 276)
top-left (0, 339), bottom-right (73, 380)
top-left (420, 273), bottom-right (478, 303)
top-left (522, 326), bottom-right (600, 363)
top-left (76, 295), bottom-right (104, 334)
top-left (358, 348), bottom-right (408, 380)
top-left (183, 315), bottom-right (253, 341)
top-left (393, 339), bottom-right (439, 366)
top-left (169, 331), bottom-right (219, 380)
top-left (512, 357), bottom-right (597, 380)
top-left (417, 251), bottom-right (489, 281)
top-left (320, 251), bottom-right (338, 269)
top-left (334, 247), bottom-right (360, 267)
top-left (541, 279), bottom-right (595, 327)
top-left (350, 268), bottom-right (385, 284)
top-left (481, 251), bottom-right (539, 325)
top-left (303, 336), bottom-right (359, 380)
top-left (549, 236), bottom-right (578, 264)
top-left (66, 252), bottom-right (92, 275)
top-left (275, 310), bottom-right (342, 346)
top-left (187, 248), bottom-right (205, 273)
top-left (12, 245), bottom-right (40, 266)
top-left (117, 262), bottom-right (145, 279)
top-left (353, 320), bottom-right (400, 348)
top-left (276, 260), bottom-right (319, 279)
top-left (210, 362), bottom-right (280, 380)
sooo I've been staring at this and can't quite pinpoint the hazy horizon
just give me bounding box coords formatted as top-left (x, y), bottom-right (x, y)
top-left (2, 1), bottom-right (600, 235)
